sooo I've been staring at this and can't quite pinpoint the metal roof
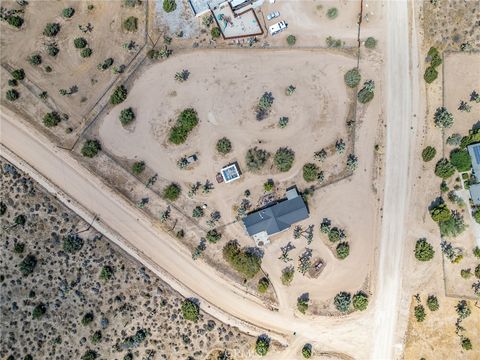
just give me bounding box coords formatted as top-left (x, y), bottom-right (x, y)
top-left (469, 183), bottom-right (480, 206)
top-left (468, 143), bottom-right (480, 177)
top-left (242, 194), bottom-right (309, 236)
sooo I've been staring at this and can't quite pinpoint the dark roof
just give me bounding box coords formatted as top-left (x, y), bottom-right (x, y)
top-left (243, 196), bottom-right (309, 236)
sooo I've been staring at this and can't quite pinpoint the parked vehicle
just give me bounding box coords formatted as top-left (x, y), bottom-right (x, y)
top-left (266, 11), bottom-right (280, 21)
top-left (268, 20), bottom-right (287, 36)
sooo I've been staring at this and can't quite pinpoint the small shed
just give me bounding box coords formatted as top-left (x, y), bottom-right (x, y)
top-left (221, 163), bottom-right (241, 183)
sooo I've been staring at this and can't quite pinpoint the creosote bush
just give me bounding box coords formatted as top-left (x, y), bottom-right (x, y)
top-left (326, 7), bottom-right (338, 19)
top-left (223, 240), bottom-right (262, 279)
top-left (352, 292), bottom-right (368, 311)
top-left (181, 298), bottom-right (199, 322)
top-left (334, 291), bottom-right (351, 312)
top-left (211, 27), bottom-right (221, 39)
top-left (449, 149), bottom-right (471, 172)
top-left (303, 163), bottom-right (319, 182)
top-left (344, 68), bottom-right (361, 88)
top-left (414, 304), bottom-right (426, 322)
top-left (255, 336), bottom-right (270, 356)
top-left (336, 242), bottom-right (350, 259)
top-left (123, 16), bottom-right (138, 32)
top-left (302, 344), bottom-right (312, 358)
top-left (357, 80), bottom-right (375, 103)
top-left (168, 108), bottom-right (199, 144)
top-left (426, 295), bottom-right (439, 311)
top-left (6, 89), bottom-right (19, 101)
top-left (63, 234), bottom-right (84, 253)
top-left (257, 277), bottom-right (270, 293)
top-left (63, 7), bottom-right (75, 18)
top-left (281, 266), bottom-right (294, 285)
top-left (11, 69), bottom-right (25, 81)
top-left (32, 303), bottom-right (47, 319)
top-left (424, 66), bottom-right (438, 83)
top-left (364, 36), bottom-right (377, 49)
top-left (119, 107), bottom-right (135, 126)
top-left (163, 183), bottom-right (181, 201)
top-left (43, 23), bottom-right (61, 37)
top-left (43, 112), bottom-right (61, 127)
top-left (99, 265), bottom-right (114, 281)
top-left (287, 35), bottom-right (296, 46)
top-left (29, 54), bottom-right (42, 66)
top-left (132, 161), bottom-right (145, 175)
top-left (110, 85), bottom-right (128, 105)
top-left (421, 146), bottom-right (436, 162)
top-left (81, 140), bottom-right (101, 158)
top-left (74, 37), bottom-right (87, 49)
top-left (19, 254), bottom-right (37, 276)
top-left (206, 229), bottom-right (221, 243)
top-left (81, 312), bottom-right (94, 326)
top-left (434, 158), bottom-right (455, 179)
top-left (216, 137), bottom-right (232, 154)
top-left (414, 238), bottom-right (434, 261)
top-left (81, 48), bottom-right (93, 58)
top-left (433, 107), bottom-right (453, 128)
top-left (274, 147), bottom-right (295, 172)
top-left (245, 147), bottom-right (270, 171)
top-left (163, 0), bottom-right (177, 13)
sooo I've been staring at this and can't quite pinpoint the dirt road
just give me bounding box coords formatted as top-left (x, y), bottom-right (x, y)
top-left (372, 0), bottom-right (420, 358)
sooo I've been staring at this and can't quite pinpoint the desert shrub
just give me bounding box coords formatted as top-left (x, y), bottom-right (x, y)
top-left (439, 211), bottom-right (466, 238)
top-left (433, 107), bottom-right (453, 128)
top-left (326, 36), bottom-right (342, 48)
top-left (302, 344), bottom-right (312, 358)
top-left (32, 303), bottom-right (46, 319)
top-left (278, 116), bottom-right (289, 128)
top-left (334, 292), bottom-right (351, 312)
top-left (328, 227), bottom-right (344, 242)
top-left (43, 23), bottom-right (60, 37)
top-left (43, 112), bottom-right (61, 127)
top-left (326, 7), bottom-right (338, 19)
top-left (274, 147), bottom-right (295, 172)
top-left (110, 85), bottom-right (128, 104)
top-left (163, 183), bottom-right (181, 201)
top-left (449, 149), bottom-right (471, 172)
top-left (99, 265), bottom-right (114, 281)
top-left (29, 54), bottom-right (42, 66)
top-left (74, 37), bottom-right (87, 49)
top-left (192, 206), bottom-right (204, 218)
top-left (63, 234), bottom-right (84, 253)
top-left (125, 0), bottom-right (142, 6)
top-left (285, 85), bottom-right (296, 96)
top-left (168, 108), bottom-right (199, 144)
top-left (163, 0), bottom-right (177, 12)
top-left (258, 277), bottom-right (270, 293)
top-left (426, 295), bottom-right (439, 311)
top-left (255, 336), bottom-right (270, 356)
top-left (81, 140), bottom-right (101, 158)
top-left (414, 238), bottom-right (434, 261)
top-left (0, 201), bottom-right (7, 216)
top-left (475, 264), bottom-right (480, 279)
top-left (364, 36), bottom-right (377, 49)
top-left (414, 304), bottom-right (426, 322)
top-left (461, 337), bottom-right (472, 351)
top-left (344, 68), bottom-right (361, 88)
top-left (123, 16), bottom-right (138, 32)
top-left (430, 203), bottom-right (451, 222)
top-left (346, 154), bottom-right (358, 171)
top-left (223, 240), bottom-right (262, 279)
top-left (297, 294), bottom-right (309, 314)
top-left (336, 242), bottom-right (350, 259)
top-left (281, 266), bottom-right (294, 285)
top-left (15, 214), bottom-right (26, 226)
top-left (6, 89), bottom-right (19, 101)
top-left (446, 133), bottom-right (462, 146)
top-left (118, 329), bottom-right (148, 350)
top-left (245, 147), bottom-right (270, 171)
top-left (434, 158), bottom-right (455, 179)
top-left (206, 229), bottom-right (221, 243)
top-left (256, 92), bottom-right (274, 120)
top-left (11, 69), bottom-right (25, 81)
top-left (456, 300), bottom-right (471, 319)
top-left (63, 7), bottom-right (75, 18)
top-left (211, 27), bottom-right (221, 38)
top-left (132, 161), bottom-right (145, 175)
top-left (421, 146), bottom-right (436, 162)
top-left (81, 350), bottom-right (98, 360)
top-left (181, 298), bottom-right (199, 322)
top-left (14, 242), bottom-right (25, 254)
top-left (46, 43), bottom-right (59, 56)
top-left (81, 312), bottom-right (94, 326)
top-left (357, 80), bottom-right (375, 103)
top-left (216, 137), bottom-right (232, 154)
top-left (90, 330), bottom-right (102, 344)
top-left (287, 35), bottom-right (296, 45)
top-left (352, 292), bottom-right (368, 311)
top-left (98, 58), bottom-right (114, 70)
top-left (474, 246), bottom-right (480, 258)
top-left (19, 254), bottom-right (37, 275)
top-left (174, 69), bottom-right (190, 82)
top-left (460, 130), bottom-right (480, 149)
top-left (80, 48), bottom-right (93, 58)
top-left (302, 163), bottom-right (319, 182)
top-left (119, 107), bottom-right (135, 126)
top-left (6, 15), bottom-right (24, 28)
top-left (423, 66), bottom-right (438, 83)
top-left (461, 268), bottom-right (472, 279)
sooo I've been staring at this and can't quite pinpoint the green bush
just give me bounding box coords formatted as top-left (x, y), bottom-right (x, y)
top-left (81, 312), bottom-right (94, 326)
top-left (46, 43), bottom-right (60, 57)
top-left (426, 295), bottom-right (439, 311)
top-left (255, 336), bottom-right (270, 356)
top-left (257, 277), bottom-right (270, 293)
top-left (29, 54), bottom-right (42, 66)
top-left (223, 240), bottom-right (261, 279)
top-left (245, 147), bottom-right (270, 171)
top-left (344, 68), bottom-right (361, 88)
top-left (326, 7), bottom-right (338, 19)
top-left (274, 147), bottom-right (295, 172)
top-left (74, 37), bottom-right (87, 49)
top-left (43, 112), bottom-right (61, 127)
top-left (421, 146), bottom-right (436, 162)
top-left (433, 107), bottom-right (453, 128)
top-left (132, 161), bottom-right (145, 175)
top-left (278, 116), bottom-right (289, 128)
top-left (475, 264), bottom-right (480, 279)
top-left (287, 35), bottom-right (296, 45)
top-left (439, 211), bottom-right (466, 238)
top-left (32, 303), bottom-right (47, 319)
top-left (110, 85), bottom-right (128, 104)
top-left (334, 292), bottom-right (351, 312)
top-left (364, 37), bottom-right (377, 49)
top-left (192, 206), bottom-right (204, 218)
top-left (336, 242), bottom-right (350, 259)
top-left (99, 265), bottom-right (114, 281)
top-left (14, 242), bottom-right (25, 254)
top-left (98, 58), bottom-right (114, 70)
top-left (414, 304), bottom-right (426, 322)
top-left (430, 203), bottom-right (451, 222)
top-left (181, 298), bottom-right (200, 322)
top-left (6, 89), bottom-right (19, 101)
top-left (90, 330), bottom-right (102, 344)
top-left (19, 254), bottom-right (37, 275)
top-left (63, 234), bottom-right (84, 253)
top-left (216, 137), bottom-right (232, 154)
top-left (211, 27), bottom-right (221, 39)
top-left (414, 238), bottom-right (434, 261)
top-left (302, 344), bottom-right (312, 359)
top-left (424, 66), bottom-right (438, 83)
top-left (434, 158), bottom-right (455, 179)
top-left (123, 16), bottom-right (138, 32)
top-left (7, 15), bottom-right (23, 28)
top-left (168, 108), bottom-right (199, 144)
top-left (281, 266), bottom-right (294, 285)
top-left (352, 292), bottom-right (368, 311)
top-left (63, 7), bottom-right (75, 18)
top-left (163, 183), bottom-right (181, 201)
top-left (81, 140), bottom-right (101, 158)
top-left (473, 246), bottom-right (480, 258)
top-left (206, 229), bottom-right (221, 243)
top-left (449, 149), bottom-right (471, 172)
top-left (43, 23), bottom-right (61, 37)
top-left (303, 163), bottom-right (319, 182)
top-left (11, 69), bottom-right (25, 81)
top-left (81, 350), bottom-right (98, 360)
top-left (461, 337), bottom-right (472, 351)
top-left (119, 107), bottom-right (135, 126)
top-left (163, 0), bottom-right (177, 12)
top-left (297, 294), bottom-right (309, 314)
top-left (80, 48), bottom-right (93, 58)
top-left (357, 80), bottom-right (375, 104)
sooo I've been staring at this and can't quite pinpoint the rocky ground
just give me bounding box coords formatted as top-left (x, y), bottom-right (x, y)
top-left (0, 157), bottom-right (254, 360)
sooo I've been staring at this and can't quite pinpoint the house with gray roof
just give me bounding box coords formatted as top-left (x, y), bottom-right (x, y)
top-left (243, 187), bottom-right (309, 246)
top-left (468, 143), bottom-right (480, 205)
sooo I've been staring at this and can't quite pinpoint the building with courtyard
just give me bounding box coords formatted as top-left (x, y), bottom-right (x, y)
top-left (467, 143), bottom-right (480, 205)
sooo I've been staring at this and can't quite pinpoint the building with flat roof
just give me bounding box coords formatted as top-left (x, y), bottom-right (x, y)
top-left (243, 187), bottom-right (309, 246)
top-left (468, 143), bottom-right (480, 205)
top-left (220, 163), bottom-right (241, 183)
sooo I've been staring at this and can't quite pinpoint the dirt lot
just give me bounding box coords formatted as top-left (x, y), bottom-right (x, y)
top-left (0, 158), bottom-right (258, 359)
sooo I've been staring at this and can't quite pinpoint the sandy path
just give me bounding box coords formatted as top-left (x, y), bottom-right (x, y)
top-left (372, 0), bottom-right (420, 358)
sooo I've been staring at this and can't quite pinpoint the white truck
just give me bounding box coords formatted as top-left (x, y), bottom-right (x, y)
top-left (268, 20), bottom-right (287, 36)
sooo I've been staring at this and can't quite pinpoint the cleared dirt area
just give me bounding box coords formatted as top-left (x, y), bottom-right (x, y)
top-left (95, 48), bottom-right (382, 311)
